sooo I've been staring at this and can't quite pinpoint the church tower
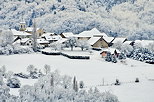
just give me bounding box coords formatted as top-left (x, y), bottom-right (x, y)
top-left (19, 17), bottom-right (26, 31)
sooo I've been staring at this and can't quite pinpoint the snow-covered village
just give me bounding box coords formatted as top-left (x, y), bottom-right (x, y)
top-left (0, 0), bottom-right (154, 102)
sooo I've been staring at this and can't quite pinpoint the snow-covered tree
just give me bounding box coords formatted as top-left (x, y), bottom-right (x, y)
top-left (50, 42), bottom-right (63, 51)
top-left (32, 19), bottom-right (38, 52)
top-left (65, 37), bottom-right (78, 51)
top-left (0, 30), bottom-right (13, 47)
top-left (44, 64), bottom-right (51, 75)
top-left (77, 40), bottom-right (91, 51)
top-left (121, 43), bottom-right (133, 56)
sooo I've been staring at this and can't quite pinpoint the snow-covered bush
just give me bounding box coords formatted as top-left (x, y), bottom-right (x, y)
top-left (14, 72), bottom-right (29, 79)
top-left (0, 41), bottom-right (33, 55)
top-left (27, 65), bottom-right (39, 79)
top-left (135, 78), bottom-right (139, 83)
top-left (128, 47), bottom-right (154, 63)
top-left (105, 52), bottom-right (117, 63)
top-left (121, 43), bottom-right (133, 56)
top-left (79, 81), bottom-right (84, 89)
top-left (50, 42), bottom-right (63, 51)
top-left (118, 53), bottom-right (126, 60)
top-left (13, 44), bottom-right (33, 54)
top-left (115, 79), bottom-right (120, 85)
top-left (7, 77), bottom-right (21, 88)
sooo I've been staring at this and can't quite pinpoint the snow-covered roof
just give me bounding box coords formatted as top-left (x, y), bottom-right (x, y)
top-left (37, 38), bottom-right (49, 44)
top-left (112, 37), bottom-right (127, 43)
top-left (13, 39), bottom-right (21, 45)
top-left (20, 21), bottom-right (26, 24)
top-left (102, 48), bottom-right (121, 54)
top-left (135, 40), bottom-right (154, 48)
top-left (88, 37), bottom-right (101, 45)
top-left (11, 29), bottom-right (31, 36)
top-left (103, 36), bottom-right (114, 43)
top-left (76, 28), bottom-right (101, 38)
top-left (75, 31), bottom-right (93, 38)
top-left (93, 32), bottom-right (108, 37)
top-left (62, 32), bottom-right (74, 38)
top-left (25, 27), bottom-right (40, 32)
top-left (41, 33), bottom-right (61, 41)
top-left (21, 38), bottom-right (30, 43)
top-left (89, 28), bottom-right (101, 34)
top-left (41, 33), bottom-right (54, 37)
top-left (56, 38), bottom-right (68, 44)
top-left (123, 41), bottom-right (133, 45)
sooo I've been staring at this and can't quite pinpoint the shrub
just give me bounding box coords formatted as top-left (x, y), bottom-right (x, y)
top-left (7, 77), bottom-right (21, 88)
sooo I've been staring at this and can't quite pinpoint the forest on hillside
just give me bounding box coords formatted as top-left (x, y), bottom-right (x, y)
top-left (0, 0), bottom-right (154, 40)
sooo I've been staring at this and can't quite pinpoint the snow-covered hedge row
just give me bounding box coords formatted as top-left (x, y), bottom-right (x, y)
top-left (42, 51), bottom-right (90, 59)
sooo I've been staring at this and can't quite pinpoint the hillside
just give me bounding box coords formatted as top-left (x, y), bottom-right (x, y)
top-left (0, 0), bottom-right (154, 40)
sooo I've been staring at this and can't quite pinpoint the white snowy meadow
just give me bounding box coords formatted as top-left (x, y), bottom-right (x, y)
top-left (0, 53), bottom-right (154, 102)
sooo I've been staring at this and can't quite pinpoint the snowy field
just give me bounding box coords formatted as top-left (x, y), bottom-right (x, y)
top-left (0, 53), bottom-right (154, 102)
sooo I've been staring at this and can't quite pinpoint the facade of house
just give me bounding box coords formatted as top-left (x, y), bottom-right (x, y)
top-left (41, 33), bottom-right (62, 43)
top-left (20, 38), bottom-right (49, 47)
top-left (88, 37), bottom-right (108, 48)
top-left (100, 48), bottom-right (121, 57)
top-left (25, 27), bottom-right (44, 37)
top-left (88, 36), bottom-right (114, 48)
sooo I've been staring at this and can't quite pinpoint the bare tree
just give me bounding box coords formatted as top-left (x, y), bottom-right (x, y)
top-left (32, 19), bottom-right (38, 52)
top-left (44, 64), bottom-right (51, 75)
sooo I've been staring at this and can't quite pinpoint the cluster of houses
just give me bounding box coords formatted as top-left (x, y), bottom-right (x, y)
top-left (13, 21), bottom-right (128, 48)
top-left (12, 20), bottom-right (154, 57)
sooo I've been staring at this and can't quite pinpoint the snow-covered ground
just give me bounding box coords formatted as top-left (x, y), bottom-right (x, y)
top-left (0, 53), bottom-right (154, 102)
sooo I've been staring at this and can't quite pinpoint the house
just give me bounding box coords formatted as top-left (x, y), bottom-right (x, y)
top-left (75, 28), bottom-right (105, 40)
top-left (41, 33), bottom-right (61, 43)
top-left (100, 48), bottom-right (121, 57)
top-left (60, 32), bottom-right (74, 38)
top-left (75, 32), bottom-right (92, 40)
top-left (20, 38), bottom-right (49, 47)
top-left (20, 38), bottom-right (32, 46)
top-left (88, 36), bottom-right (115, 48)
top-left (37, 38), bottom-right (49, 47)
top-left (123, 41), bottom-right (135, 46)
top-left (11, 29), bottom-right (32, 38)
top-left (25, 27), bottom-right (45, 37)
top-left (110, 37), bottom-right (127, 46)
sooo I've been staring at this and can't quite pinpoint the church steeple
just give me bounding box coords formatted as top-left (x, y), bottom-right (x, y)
top-left (19, 16), bottom-right (26, 31)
